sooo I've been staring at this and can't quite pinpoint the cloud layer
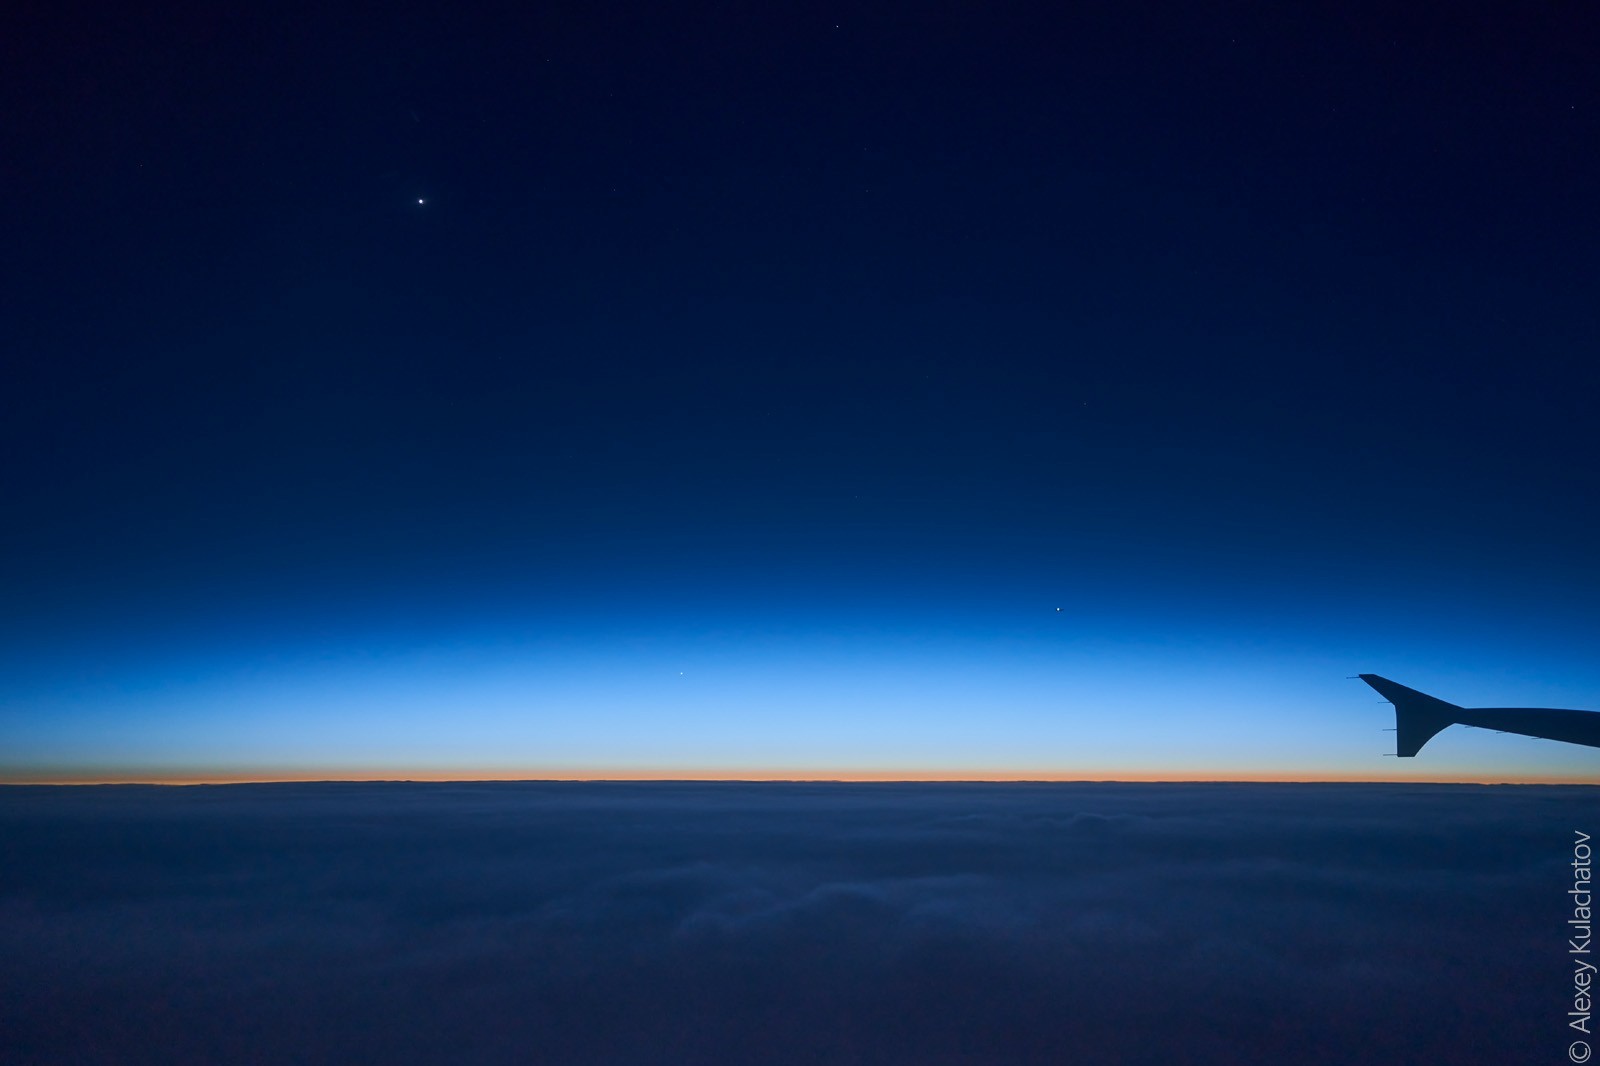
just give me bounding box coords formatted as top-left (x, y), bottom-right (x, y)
top-left (0, 781), bottom-right (1587, 1063)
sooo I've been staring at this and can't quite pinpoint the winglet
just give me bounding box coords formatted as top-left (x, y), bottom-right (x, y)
top-left (1358, 675), bottom-right (1462, 757)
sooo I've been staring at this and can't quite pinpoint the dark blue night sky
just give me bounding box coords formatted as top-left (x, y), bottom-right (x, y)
top-left (3, 0), bottom-right (1599, 779)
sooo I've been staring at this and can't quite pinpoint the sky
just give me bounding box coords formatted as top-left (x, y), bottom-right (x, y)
top-left (3, 0), bottom-right (1598, 781)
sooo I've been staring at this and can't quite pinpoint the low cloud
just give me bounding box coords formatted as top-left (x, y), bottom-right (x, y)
top-left (0, 781), bottom-right (1586, 1064)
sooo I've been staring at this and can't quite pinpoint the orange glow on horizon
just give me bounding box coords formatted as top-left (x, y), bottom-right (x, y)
top-left (2, 766), bottom-right (1595, 786)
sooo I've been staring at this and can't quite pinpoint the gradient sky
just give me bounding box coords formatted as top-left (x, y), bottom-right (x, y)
top-left (4, 0), bottom-right (1598, 781)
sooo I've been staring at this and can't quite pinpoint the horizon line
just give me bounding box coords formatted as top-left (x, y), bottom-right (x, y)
top-left (2, 769), bottom-right (1595, 786)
